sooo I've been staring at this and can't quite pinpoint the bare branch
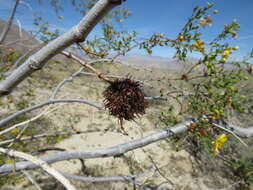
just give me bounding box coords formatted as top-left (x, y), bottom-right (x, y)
top-left (0, 98), bottom-right (103, 128)
top-left (79, 71), bottom-right (154, 86)
top-left (51, 67), bottom-right (84, 99)
top-left (0, 0), bottom-right (125, 96)
top-left (0, 147), bottom-right (76, 190)
top-left (144, 96), bottom-right (167, 101)
top-left (212, 123), bottom-right (249, 147)
top-left (22, 171), bottom-right (42, 190)
top-left (80, 71), bottom-right (123, 79)
top-left (0, 105), bottom-right (57, 136)
top-left (62, 172), bottom-right (156, 189)
top-left (212, 118), bottom-right (253, 138)
top-left (62, 172), bottom-right (146, 183)
top-left (146, 154), bottom-right (174, 187)
top-left (61, 51), bottom-right (111, 82)
top-left (0, 129), bottom-right (101, 146)
top-left (0, 119), bottom-right (252, 174)
top-left (0, 120), bottom-right (192, 174)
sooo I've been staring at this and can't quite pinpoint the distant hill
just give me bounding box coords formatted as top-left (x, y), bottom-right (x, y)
top-left (0, 19), bottom-right (69, 63)
top-left (0, 19), bottom-right (39, 54)
top-left (0, 19), bottom-right (191, 70)
top-left (116, 54), bottom-right (185, 71)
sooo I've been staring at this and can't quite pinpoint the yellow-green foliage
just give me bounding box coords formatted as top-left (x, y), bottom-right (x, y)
top-left (0, 45), bottom-right (21, 80)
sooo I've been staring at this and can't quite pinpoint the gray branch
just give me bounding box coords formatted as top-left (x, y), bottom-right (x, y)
top-left (0, 0), bottom-right (125, 96)
top-left (51, 67), bottom-right (84, 99)
top-left (62, 172), bottom-right (146, 183)
top-left (0, 98), bottom-right (103, 128)
top-left (212, 118), bottom-right (253, 138)
top-left (62, 172), bottom-right (155, 189)
top-left (0, 147), bottom-right (76, 189)
top-left (0, 121), bottom-right (191, 174)
top-left (0, 129), bottom-right (101, 146)
top-left (0, 119), bottom-right (253, 174)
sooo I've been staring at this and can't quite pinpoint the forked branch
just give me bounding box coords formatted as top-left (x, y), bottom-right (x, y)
top-left (0, 147), bottom-right (76, 190)
top-left (0, 0), bottom-right (125, 96)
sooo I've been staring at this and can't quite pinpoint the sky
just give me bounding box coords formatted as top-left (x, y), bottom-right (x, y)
top-left (0, 0), bottom-right (253, 60)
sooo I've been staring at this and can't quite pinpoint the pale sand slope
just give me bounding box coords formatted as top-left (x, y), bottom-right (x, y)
top-left (3, 63), bottom-right (231, 189)
top-left (35, 68), bottom-right (230, 190)
top-left (52, 115), bottom-right (204, 189)
top-left (49, 103), bottom-right (225, 189)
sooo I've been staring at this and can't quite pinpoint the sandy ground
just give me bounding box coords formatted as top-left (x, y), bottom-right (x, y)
top-left (1, 64), bottom-right (233, 190)
top-left (39, 75), bottom-right (228, 190)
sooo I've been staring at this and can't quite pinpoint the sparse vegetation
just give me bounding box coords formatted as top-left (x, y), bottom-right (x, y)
top-left (0, 0), bottom-right (252, 190)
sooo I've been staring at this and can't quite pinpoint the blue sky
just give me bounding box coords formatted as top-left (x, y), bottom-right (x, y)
top-left (0, 0), bottom-right (253, 60)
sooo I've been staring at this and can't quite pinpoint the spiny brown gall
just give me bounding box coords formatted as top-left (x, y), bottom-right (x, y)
top-left (103, 78), bottom-right (148, 134)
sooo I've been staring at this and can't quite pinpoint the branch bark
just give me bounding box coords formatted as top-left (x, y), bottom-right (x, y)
top-left (62, 172), bottom-right (155, 189)
top-left (0, 0), bottom-right (125, 96)
top-left (212, 118), bottom-right (253, 138)
top-left (0, 0), bottom-right (20, 44)
top-left (62, 172), bottom-right (146, 183)
top-left (0, 119), bottom-right (252, 174)
top-left (0, 147), bottom-right (76, 190)
top-left (0, 120), bottom-right (193, 173)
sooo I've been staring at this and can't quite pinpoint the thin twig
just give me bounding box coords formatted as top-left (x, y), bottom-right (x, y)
top-left (62, 172), bottom-right (155, 189)
top-left (61, 51), bottom-right (111, 82)
top-left (62, 172), bottom-right (145, 182)
top-left (146, 154), bottom-right (174, 187)
top-left (79, 71), bottom-right (152, 86)
top-left (51, 67), bottom-right (84, 99)
top-left (0, 98), bottom-right (103, 128)
top-left (7, 105), bottom-right (60, 148)
top-left (78, 43), bottom-right (109, 58)
top-left (0, 105), bottom-right (58, 137)
top-left (212, 123), bottom-right (248, 147)
top-left (0, 129), bottom-right (101, 146)
top-left (22, 170), bottom-right (42, 190)
top-left (8, 123), bottom-right (29, 148)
